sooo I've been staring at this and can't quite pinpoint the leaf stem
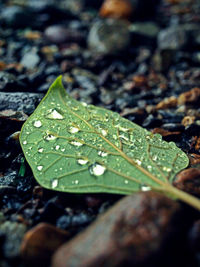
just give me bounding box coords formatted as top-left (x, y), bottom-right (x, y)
top-left (160, 184), bottom-right (200, 211)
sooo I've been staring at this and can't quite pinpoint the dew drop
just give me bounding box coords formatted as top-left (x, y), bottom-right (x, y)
top-left (75, 180), bottom-right (79, 184)
top-left (38, 148), bottom-right (44, 153)
top-left (33, 120), bottom-right (42, 128)
top-left (46, 109), bottom-right (64, 120)
top-left (77, 159), bottom-right (88, 165)
top-left (44, 132), bottom-right (57, 141)
top-left (147, 165), bottom-right (152, 171)
top-left (55, 145), bottom-right (60, 150)
top-left (37, 165), bottom-right (43, 171)
top-left (140, 184), bottom-right (151, 192)
top-left (89, 163), bottom-right (106, 176)
top-left (81, 102), bottom-right (88, 107)
top-left (61, 148), bottom-right (65, 152)
top-left (68, 126), bottom-right (80, 134)
top-left (163, 166), bottom-right (171, 172)
top-left (23, 141), bottom-right (27, 145)
top-left (98, 151), bottom-right (108, 157)
top-left (70, 141), bottom-right (83, 147)
top-left (52, 178), bottom-right (58, 188)
top-left (101, 129), bottom-right (108, 136)
top-left (135, 159), bottom-right (142, 166)
top-left (124, 180), bottom-right (129, 184)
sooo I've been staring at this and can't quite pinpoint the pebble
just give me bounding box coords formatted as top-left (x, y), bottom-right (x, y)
top-left (44, 25), bottom-right (85, 44)
top-left (52, 192), bottom-right (182, 267)
top-left (20, 52), bottom-right (40, 69)
top-left (21, 223), bottom-right (69, 265)
top-left (130, 22), bottom-right (160, 38)
top-left (99, 0), bottom-right (133, 19)
top-left (87, 19), bottom-right (130, 55)
top-left (178, 87), bottom-right (200, 105)
top-left (0, 92), bottom-right (43, 115)
top-left (158, 26), bottom-right (187, 50)
top-left (173, 168), bottom-right (200, 197)
top-left (0, 221), bottom-right (27, 259)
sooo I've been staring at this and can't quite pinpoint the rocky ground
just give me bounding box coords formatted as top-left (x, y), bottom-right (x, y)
top-left (0, 0), bottom-right (200, 266)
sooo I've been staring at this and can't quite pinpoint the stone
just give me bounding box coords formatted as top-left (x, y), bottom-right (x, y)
top-left (0, 92), bottom-right (43, 115)
top-left (173, 168), bottom-right (200, 197)
top-left (178, 87), bottom-right (200, 105)
top-left (20, 52), bottom-right (40, 69)
top-left (44, 25), bottom-right (85, 44)
top-left (88, 19), bottom-right (130, 55)
top-left (0, 6), bottom-right (34, 28)
top-left (130, 22), bottom-right (160, 38)
top-left (0, 221), bottom-right (27, 259)
top-left (99, 0), bottom-right (133, 19)
top-left (158, 27), bottom-right (187, 50)
top-left (21, 223), bottom-right (69, 265)
top-left (52, 192), bottom-right (182, 267)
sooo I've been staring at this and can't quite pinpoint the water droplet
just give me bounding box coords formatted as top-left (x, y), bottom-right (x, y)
top-left (33, 120), bottom-right (42, 128)
top-left (23, 141), bottom-right (27, 145)
top-left (89, 163), bottom-right (106, 176)
top-left (101, 129), bottom-right (108, 136)
top-left (70, 141), bottom-right (83, 147)
top-left (38, 148), bottom-right (44, 153)
top-left (75, 180), bottom-right (79, 184)
top-left (163, 166), bottom-right (171, 172)
top-left (98, 151), bottom-right (108, 157)
top-left (55, 145), bottom-right (60, 150)
top-left (61, 148), bottom-right (65, 152)
top-left (77, 159), bottom-right (88, 165)
top-left (46, 109), bottom-right (64, 120)
top-left (152, 155), bottom-right (158, 161)
top-left (147, 165), bottom-right (152, 171)
top-left (135, 159), bottom-right (142, 166)
top-left (124, 180), bottom-right (129, 184)
top-left (37, 165), bottom-right (43, 171)
top-left (81, 102), bottom-right (88, 107)
top-left (44, 132), bottom-right (57, 141)
top-left (140, 184), bottom-right (151, 192)
top-left (68, 126), bottom-right (79, 134)
top-left (52, 178), bottom-right (58, 188)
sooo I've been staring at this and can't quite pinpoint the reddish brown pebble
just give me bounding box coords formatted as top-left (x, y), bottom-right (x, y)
top-left (189, 153), bottom-right (200, 165)
top-left (21, 223), bottom-right (69, 265)
top-left (99, 0), bottom-right (133, 19)
top-left (181, 116), bottom-right (195, 127)
top-left (173, 168), bottom-right (200, 196)
top-left (52, 192), bottom-right (181, 267)
top-left (152, 127), bottom-right (180, 137)
top-left (178, 87), bottom-right (200, 105)
top-left (156, 96), bottom-right (177, 110)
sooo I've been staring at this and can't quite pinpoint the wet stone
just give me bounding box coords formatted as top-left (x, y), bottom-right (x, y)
top-left (88, 19), bottom-right (131, 55)
top-left (0, 221), bottom-right (27, 259)
top-left (0, 92), bottom-right (43, 115)
top-left (20, 52), bottom-right (40, 70)
top-left (52, 192), bottom-right (183, 267)
top-left (20, 223), bottom-right (69, 265)
top-left (158, 26), bottom-right (187, 50)
top-left (173, 168), bottom-right (200, 197)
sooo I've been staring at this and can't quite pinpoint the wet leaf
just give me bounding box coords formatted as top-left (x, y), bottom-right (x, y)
top-left (20, 76), bottom-right (190, 195)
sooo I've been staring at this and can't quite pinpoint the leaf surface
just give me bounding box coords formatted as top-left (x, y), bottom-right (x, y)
top-left (20, 76), bottom-right (189, 194)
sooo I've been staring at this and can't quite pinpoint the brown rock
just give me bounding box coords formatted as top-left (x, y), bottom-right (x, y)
top-left (99, 0), bottom-right (133, 19)
top-left (181, 115), bottom-right (195, 127)
top-left (178, 87), bottom-right (200, 105)
top-left (156, 96), bottom-right (177, 110)
top-left (152, 127), bottom-right (181, 137)
top-left (21, 223), bottom-right (69, 266)
top-left (173, 168), bottom-right (200, 196)
top-left (52, 192), bottom-right (181, 267)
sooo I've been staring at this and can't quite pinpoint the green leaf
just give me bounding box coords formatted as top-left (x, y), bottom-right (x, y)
top-left (19, 76), bottom-right (200, 210)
